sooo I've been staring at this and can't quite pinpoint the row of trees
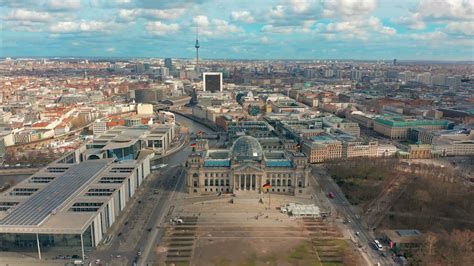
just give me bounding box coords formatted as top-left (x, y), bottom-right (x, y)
top-left (326, 158), bottom-right (403, 206)
top-left (411, 230), bottom-right (474, 265)
top-left (389, 163), bottom-right (474, 232)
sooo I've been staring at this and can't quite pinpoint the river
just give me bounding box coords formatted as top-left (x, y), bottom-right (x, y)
top-left (154, 113), bottom-right (217, 166)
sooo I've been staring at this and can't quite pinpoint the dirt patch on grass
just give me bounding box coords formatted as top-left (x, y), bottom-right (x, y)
top-left (194, 238), bottom-right (321, 266)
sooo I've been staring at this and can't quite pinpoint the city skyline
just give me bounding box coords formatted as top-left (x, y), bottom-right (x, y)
top-left (1, 0), bottom-right (473, 60)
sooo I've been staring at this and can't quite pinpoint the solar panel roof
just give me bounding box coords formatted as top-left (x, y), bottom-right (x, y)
top-left (0, 160), bottom-right (109, 227)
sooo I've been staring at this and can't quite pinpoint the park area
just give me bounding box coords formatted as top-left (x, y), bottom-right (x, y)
top-left (326, 158), bottom-right (474, 265)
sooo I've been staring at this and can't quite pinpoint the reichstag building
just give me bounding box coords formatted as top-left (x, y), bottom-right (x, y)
top-left (186, 136), bottom-right (310, 195)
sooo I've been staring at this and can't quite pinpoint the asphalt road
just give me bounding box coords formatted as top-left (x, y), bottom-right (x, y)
top-left (87, 165), bottom-right (182, 264)
top-left (138, 166), bottom-right (186, 266)
top-left (86, 113), bottom-right (216, 266)
top-left (312, 165), bottom-right (394, 266)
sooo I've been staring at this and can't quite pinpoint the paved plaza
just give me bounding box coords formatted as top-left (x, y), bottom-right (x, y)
top-left (153, 193), bottom-right (361, 266)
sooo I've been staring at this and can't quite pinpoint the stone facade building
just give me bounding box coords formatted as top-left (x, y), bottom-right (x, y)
top-left (186, 136), bottom-right (310, 195)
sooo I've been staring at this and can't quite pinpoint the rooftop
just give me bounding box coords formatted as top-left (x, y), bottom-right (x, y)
top-left (310, 134), bottom-right (336, 142)
top-left (375, 116), bottom-right (449, 128)
top-left (383, 229), bottom-right (423, 244)
top-left (203, 160), bottom-right (231, 167)
top-left (265, 160), bottom-right (292, 168)
top-left (0, 155), bottom-right (150, 234)
top-left (0, 160), bottom-right (109, 227)
top-left (396, 229), bottom-right (422, 237)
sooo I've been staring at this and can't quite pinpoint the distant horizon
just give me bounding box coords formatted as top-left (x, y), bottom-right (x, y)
top-left (2, 56), bottom-right (473, 64)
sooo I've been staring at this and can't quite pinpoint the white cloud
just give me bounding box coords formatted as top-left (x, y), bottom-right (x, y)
top-left (193, 15), bottom-right (210, 27)
top-left (47, 0), bottom-right (81, 10)
top-left (322, 0), bottom-right (377, 18)
top-left (302, 19), bottom-right (316, 32)
top-left (261, 19), bottom-right (317, 34)
top-left (106, 47), bottom-right (116, 52)
top-left (396, 0), bottom-right (474, 34)
top-left (408, 31), bottom-right (447, 41)
top-left (326, 21), bottom-right (357, 32)
top-left (395, 12), bottom-right (426, 30)
top-left (117, 9), bottom-right (139, 22)
top-left (261, 25), bottom-right (294, 34)
top-left (144, 8), bottom-right (185, 20)
top-left (79, 21), bottom-right (112, 31)
top-left (290, 0), bottom-right (312, 14)
top-left (318, 16), bottom-right (396, 40)
top-left (117, 8), bottom-right (185, 22)
top-left (367, 16), bottom-right (397, 35)
top-left (417, 0), bottom-right (474, 21)
top-left (445, 21), bottom-right (474, 36)
top-left (269, 5), bottom-right (286, 18)
top-left (49, 21), bottom-right (79, 33)
top-left (3, 21), bottom-right (45, 32)
top-left (192, 16), bottom-right (242, 36)
top-left (213, 19), bottom-right (243, 34)
top-left (145, 21), bottom-right (180, 36)
top-left (231, 11), bottom-right (255, 24)
top-left (49, 20), bottom-right (117, 33)
top-left (4, 9), bottom-right (54, 22)
top-left (260, 36), bottom-right (270, 44)
top-left (321, 33), bottom-right (336, 40)
top-left (379, 26), bottom-right (397, 36)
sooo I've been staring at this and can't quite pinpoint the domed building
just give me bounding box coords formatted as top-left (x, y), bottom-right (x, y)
top-left (186, 136), bottom-right (310, 195)
top-left (232, 136), bottom-right (263, 161)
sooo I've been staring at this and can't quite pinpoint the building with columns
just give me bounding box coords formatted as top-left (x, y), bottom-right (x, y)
top-left (186, 136), bottom-right (310, 195)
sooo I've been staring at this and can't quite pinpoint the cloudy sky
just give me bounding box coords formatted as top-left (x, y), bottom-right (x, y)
top-left (1, 0), bottom-right (473, 60)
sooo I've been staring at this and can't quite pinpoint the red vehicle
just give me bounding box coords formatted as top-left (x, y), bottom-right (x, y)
top-left (328, 192), bottom-right (334, 199)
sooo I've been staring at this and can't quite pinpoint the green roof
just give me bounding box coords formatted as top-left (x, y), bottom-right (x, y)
top-left (375, 117), bottom-right (448, 128)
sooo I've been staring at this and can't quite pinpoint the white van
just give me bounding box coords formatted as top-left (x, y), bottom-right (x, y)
top-left (374, 240), bottom-right (383, 251)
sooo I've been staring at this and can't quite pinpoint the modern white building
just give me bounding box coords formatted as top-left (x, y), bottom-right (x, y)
top-left (0, 137), bottom-right (154, 260)
top-left (93, 119), bottom-right (108, 135)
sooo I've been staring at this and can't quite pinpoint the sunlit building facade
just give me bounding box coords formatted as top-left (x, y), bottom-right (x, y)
top-left (186, 136), bottom-right (310, 195)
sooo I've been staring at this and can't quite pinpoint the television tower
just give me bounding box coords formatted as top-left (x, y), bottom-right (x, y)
top-left (195, 24), bottom-right (200, 73)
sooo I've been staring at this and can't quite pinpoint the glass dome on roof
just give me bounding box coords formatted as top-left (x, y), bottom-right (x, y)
top-left (232, 136), bottom-right (263, 161)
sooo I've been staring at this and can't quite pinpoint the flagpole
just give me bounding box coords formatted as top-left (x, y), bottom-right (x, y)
top-left (268, 189), bottom-right (270, 209)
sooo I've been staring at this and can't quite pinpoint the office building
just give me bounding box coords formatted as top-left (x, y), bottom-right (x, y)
top-left (343, 141), bottom-right (379, 159)
top-left (302, 134), bottom-right (343, 163)
top-left (416, 72), bottom-right (431, 86)
top-left (0, 129), bottom-right (155, 259)
top-left (164, 58), bottom-right (173, 70)
top-left (93, 120), bottom-right (108, 135)
top-left (203, 72), bottom-right (223, 92)
top-left (133, 88), bottom-right (164, 103)
top-left (373, 116), bottom-right (448, 140)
